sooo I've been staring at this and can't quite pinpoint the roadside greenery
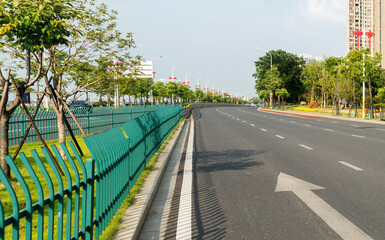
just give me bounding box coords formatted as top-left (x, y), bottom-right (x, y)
top-left (254, 49), bottom-right (385, 112)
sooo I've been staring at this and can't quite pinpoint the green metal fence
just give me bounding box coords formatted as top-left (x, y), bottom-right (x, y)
top-left (9, 104), bottom-right (171, 146)
top-left (0, 105), bottom-right (183, 240)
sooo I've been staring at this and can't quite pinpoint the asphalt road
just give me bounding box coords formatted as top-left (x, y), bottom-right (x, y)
top-left (191, 107), bottom-right (385, 239)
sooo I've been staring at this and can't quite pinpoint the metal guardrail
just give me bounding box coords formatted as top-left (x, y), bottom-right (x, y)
top-left (0, 105), bottom-right (183, 240)
top-left (8, 104), bottom-right (172, 146)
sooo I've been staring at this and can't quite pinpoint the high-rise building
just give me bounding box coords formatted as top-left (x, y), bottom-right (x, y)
top-left (347, 0), bottom-right (385, 65)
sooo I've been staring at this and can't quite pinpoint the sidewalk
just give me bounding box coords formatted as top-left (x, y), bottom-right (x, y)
top-left (260, 108), bottom-right (385, 125)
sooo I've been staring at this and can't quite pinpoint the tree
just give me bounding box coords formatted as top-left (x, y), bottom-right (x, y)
top-left (254, 49), bottom-right (305, 103)
top-left (0, 0), bottom-right (80, 177)
top-left (345, 49), bottom-right (364, 108)
top-left (324, 56), bottom-right (344, 111)
top-left (275, 88), bottom-right (290, 104)
top-left (43, 1), bottom-right (141, 156)
top-left (364, 51), bottom-right (383, 115)
top-left (152, 82), bottom-right (167, 103)
top-left (301, 61), bottom-right (323, 101)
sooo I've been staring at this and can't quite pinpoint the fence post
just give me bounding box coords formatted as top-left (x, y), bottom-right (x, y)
top-left (111, 108), bottom-right (114, 129)
top-left (87, 110), bottom-right (90, 134)
top-left (85, 158), bottom-right (95, 240)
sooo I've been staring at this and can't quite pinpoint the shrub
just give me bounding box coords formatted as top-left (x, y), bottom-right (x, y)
top-left (309, 101), bottom-right (319, 108)
top-left (374, 103), bottom-right (385, 110)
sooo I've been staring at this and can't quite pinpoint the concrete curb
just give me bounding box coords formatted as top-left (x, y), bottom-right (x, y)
top-left (261, 108), bottom-right (385, 125)
top-left (112, 120), bottom-right (187, 240)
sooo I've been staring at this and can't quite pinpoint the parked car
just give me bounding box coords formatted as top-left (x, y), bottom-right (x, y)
top-left (69, 100), bottom-right (93, 108)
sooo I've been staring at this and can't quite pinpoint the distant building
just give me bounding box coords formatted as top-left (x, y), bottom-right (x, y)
top-left (347, 0), bottom-right (385, 65)
top-left (299, 54), bottom-right (323, 64)
top-left (126, 61), bottom-right (154, 79)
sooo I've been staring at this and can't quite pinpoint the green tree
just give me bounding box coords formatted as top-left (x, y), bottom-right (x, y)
top-left (44, 1), bottom-right (140, 155)
top-left (364, 51), bottom-right (383, 115)
top-left (0, 0), bottom-right (80, 177)
top-left (152, 81), bottom-right (167, 103)
top-left (275, 88), bottom-right (290, 104)
top-left (301, 61), bottom-right (323, 101)
top-left (253, 49), bottom-right (305, 103)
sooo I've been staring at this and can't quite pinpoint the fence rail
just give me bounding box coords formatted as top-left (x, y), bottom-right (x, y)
top-left (0, 105), bottom-right (183, 240)
top-left (8, 104), bottom-right (172, 146)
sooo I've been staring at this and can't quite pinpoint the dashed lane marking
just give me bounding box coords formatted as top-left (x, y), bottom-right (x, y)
top-left (299, 144), bottom-right (313, 150)
top-left (338, 161), bottom-right (363, 171)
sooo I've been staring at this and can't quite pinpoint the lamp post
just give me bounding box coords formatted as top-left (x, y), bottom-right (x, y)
top-left (363, 0), bottom-right (366, 119)
top-left (257, 47), bottom-right (273, 108)
top-left (171, 66), bottom-right (180, 82)
top-left (109, 61), bottom-right (121, 107)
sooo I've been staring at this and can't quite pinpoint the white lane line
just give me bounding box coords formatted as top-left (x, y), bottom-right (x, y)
top-left (275, 135), bottom-right (285, 139)
top-left (279, 119), bottom-right (284, 121)
top-left (304, 124), bottom-right (312, 127)
top-left (290, 121), bottom-right (296, 124)
top-left (263, 115), bottom-right (267, 118)
top-left (376, 128), bottom-right (385, 131)
top-left (331, 121), bottom-right (338, 124)
top-left (299, 144), bottom-right (313, 150)
top-left (232, 116), bottom-right (235, 118)
top-left (260, 128), bottom-right (267, 132)
top-left (243, 120), bottom-right (247, 123)
top-left (351, 124), bottom-right (359, 127)
top-left (176, 119), bottom-right (194, 239)
top-left (338, 161), bottom-right (363, 171)
top-left (237, 118), bottom-right (240, 120)
top-left (315, 119), bottom-right (322, 122)
top-left (323, 128), bottom-right (334, 132)
top-left (250, 124), bottom-right (255, 127)
top-left (351, 134), bottom-right (366, 139)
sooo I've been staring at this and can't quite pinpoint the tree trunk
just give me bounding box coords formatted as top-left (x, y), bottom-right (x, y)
top-left (99, 90), bottom-right (103, 106)
top-left (107, 93), bottom-right (111, 106)
top-left (353, 78), bottom-right (356, 104)
top-left (311, 86), bottom-right (315, 102)
top-left (0, 112), bottom-right (10, 178)
top-left (57, 109), bottom-right (67, 159)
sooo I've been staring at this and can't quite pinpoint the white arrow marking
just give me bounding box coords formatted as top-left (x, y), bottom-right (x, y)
top-left (275, 173), bottom-right (372, 240)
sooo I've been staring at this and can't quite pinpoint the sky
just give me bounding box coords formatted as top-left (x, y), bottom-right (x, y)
top-left (98, 0), bottom-right (347, 99)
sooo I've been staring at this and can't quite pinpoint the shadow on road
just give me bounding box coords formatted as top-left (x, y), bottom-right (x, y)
top-left (195, 149), bottom-right (265, 173)
top-left (191, 149), bottom-right (265, 239)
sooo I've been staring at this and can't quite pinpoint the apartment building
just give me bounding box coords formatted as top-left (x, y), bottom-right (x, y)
top-left (347, 0), bottom-right (385, 65)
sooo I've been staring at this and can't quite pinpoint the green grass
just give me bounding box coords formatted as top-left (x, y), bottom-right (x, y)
top-left (1, 119), bottom-right (183, 240)
top-left (1, 134), bottom-right (91, 239)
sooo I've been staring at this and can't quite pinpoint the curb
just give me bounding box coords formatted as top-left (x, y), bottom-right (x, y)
top-left (112, 120), bottom-right (187, 240)
top-left (260, 108), bottom-right (385, 125)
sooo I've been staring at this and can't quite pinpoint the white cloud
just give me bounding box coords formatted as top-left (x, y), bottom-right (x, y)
top-left (299, 0), bottom-right (346, 23)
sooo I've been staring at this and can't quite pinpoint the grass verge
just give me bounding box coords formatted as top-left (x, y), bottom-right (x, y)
top-left (98, 119), bottom-right (183, 240)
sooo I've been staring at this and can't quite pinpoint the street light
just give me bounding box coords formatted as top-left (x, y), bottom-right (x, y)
top-left (184, 72), bottom-right (193, 86)
top-left (151, 56), bottom-right (163, 81)
top-left (171, 66), bottom-right (180, 82)
top-left (257, 47), bottom-right (273, 108)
